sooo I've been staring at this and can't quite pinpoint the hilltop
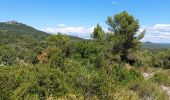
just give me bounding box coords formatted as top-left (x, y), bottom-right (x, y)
top-left (0, 21), bottom-right (49, 40)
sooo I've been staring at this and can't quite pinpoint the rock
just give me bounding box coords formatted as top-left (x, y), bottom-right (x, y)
top-left (160, 85), bottom-right (170, 99)
top-left (143, 72), bottom-right (153, 79)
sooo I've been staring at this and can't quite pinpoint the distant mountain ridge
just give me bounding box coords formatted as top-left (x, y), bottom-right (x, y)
top-left (143, 42), bottom-right (170, 49)
top-left (0, 21), bottom-right (49, 39)
top-left (0, 21), bottom-right (84, 45)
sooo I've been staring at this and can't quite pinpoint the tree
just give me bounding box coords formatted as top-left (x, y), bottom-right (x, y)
top-left (91, 24), bottom-right (105, 40)
top-left (106, 11), bottom-right (145, 62)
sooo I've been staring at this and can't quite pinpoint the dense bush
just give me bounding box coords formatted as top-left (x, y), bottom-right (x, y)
top-left (0, 45), bottom-right (18, 65)
top-left (0, 65), bottom-right (69, 99)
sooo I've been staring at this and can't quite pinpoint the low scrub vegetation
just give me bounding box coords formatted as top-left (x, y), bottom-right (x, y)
top-left (0, 11), bottom-right (170, 99)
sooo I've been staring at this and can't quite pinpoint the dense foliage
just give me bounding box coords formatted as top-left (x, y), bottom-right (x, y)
top-left (0, 12), bottom-right (170, 100)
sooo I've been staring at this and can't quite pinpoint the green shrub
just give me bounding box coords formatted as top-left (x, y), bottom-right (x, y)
top-left (50, 51), bottom-right (64, 68)
top-left (151, 72), bottom-right (170, 86)
top-left (129, 79), bottom-right (168, 100)
top-left (111, 65), bottom-right (142, 85)
top-left (0, 65), bottom-right (70, 99)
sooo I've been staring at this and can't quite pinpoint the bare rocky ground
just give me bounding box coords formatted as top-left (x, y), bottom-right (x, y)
top-left (161, 85), bottom-right (170, 99)
top-left (143, 72), bottom-right (170, 99)
top-left (143, 72), bottom-right (154, 80)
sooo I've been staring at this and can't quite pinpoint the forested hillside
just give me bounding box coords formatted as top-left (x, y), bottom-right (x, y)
top-left (0, 21), bottom-right (49, 39)
top-left (1, 12), bottom-right (170, 100)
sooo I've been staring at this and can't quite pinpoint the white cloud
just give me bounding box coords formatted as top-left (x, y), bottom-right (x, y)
top-left (57, 24), bottom-right (66, 27)
top-left (141, 24), bottom-right (170, 43)
top-left (43, 23), bottom-right (170, 43)
top-left (43, 24), bottom-right (95, 39)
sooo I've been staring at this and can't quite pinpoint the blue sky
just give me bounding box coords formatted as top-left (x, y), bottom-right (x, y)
top-left (0, 0), bottom-right (170, 43)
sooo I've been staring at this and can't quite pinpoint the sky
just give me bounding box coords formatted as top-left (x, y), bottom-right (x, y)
top-left (0, 0), bottom-right (170, 43)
